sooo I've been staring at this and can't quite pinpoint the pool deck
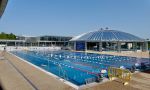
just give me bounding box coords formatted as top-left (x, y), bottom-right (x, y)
top-left (0, 51), bottom-right (150, 90)
top-left (76, 50), bottom-right (149, 58)
top-left (0, 51), bottom-right (74, 90)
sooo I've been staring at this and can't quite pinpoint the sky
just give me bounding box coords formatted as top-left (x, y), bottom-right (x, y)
top-left (0, 0), bottom-right (150, 38)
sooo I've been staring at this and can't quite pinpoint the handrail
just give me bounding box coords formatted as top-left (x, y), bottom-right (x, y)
top-left (108, 67), bottom-right (131, 85)
top-left (58, 64), bottom-right (68, 80)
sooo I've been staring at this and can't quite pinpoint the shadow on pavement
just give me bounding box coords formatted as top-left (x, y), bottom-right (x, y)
top-left (0, 85), bottom-right (3, 90)
top-left (142, 69), bottom-right (150, 74)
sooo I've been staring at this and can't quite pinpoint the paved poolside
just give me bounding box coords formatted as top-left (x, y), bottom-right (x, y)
top-left (83, 72), bottom-right (150, 90)
top-left (0, 57), bottom-right (34, 90)
top-left (0, 51), bottom-right (150, 90)
top-left (81, 50), bottom-right (149, 58)
top-left (0, 51), bottom-right (74, 90)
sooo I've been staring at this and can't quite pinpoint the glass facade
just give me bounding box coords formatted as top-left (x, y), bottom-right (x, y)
top-left (0, 35), bottom-right (72, 47)
top-left (40, 36), bottom-right (71, 42)
top-left (76, 41), bottom-right (85, 51)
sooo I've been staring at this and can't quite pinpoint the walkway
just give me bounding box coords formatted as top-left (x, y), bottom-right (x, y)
top-left (82, 72), bottom-right (150, 90)
top-left (0, 51), bottom-right (73, 90)
top-left (0, 57), bottom-right (34, 90)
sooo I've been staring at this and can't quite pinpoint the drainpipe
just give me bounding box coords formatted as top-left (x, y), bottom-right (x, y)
top-left (117, 41), bottom-right (121, 52)
top-left (74, 42), bottom-right (76, 50)
top-left (85, 41), bottom-right (87, 51)
top-left (99, 42), bottom-right (102, 52)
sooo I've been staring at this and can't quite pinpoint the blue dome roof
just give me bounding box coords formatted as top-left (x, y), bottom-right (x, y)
top-left (70, 30), bottom-right (144, 42)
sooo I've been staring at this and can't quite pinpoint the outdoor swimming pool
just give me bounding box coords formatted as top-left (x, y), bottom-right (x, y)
top-left (11, 50), bottom-right (150, 86)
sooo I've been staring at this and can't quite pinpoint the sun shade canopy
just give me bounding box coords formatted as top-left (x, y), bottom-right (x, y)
top-left (70, 30), bottom-right (144, 42)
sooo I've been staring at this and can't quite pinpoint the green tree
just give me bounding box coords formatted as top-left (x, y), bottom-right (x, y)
top-left (0, 32), bottom-right (16, 40)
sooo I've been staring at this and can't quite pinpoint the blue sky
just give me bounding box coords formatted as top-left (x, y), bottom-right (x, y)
top-left (0, 0), bottom-right (150, 38)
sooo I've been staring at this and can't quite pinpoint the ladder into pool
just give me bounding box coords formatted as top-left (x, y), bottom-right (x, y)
top-left (58, 64), bottom-right (68, 80)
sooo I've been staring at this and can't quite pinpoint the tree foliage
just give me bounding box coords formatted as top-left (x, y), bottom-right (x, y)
top-left (0, 32), bottom-right (16, 39)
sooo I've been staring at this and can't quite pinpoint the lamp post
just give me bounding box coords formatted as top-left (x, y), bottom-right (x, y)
top-left (148, 50), bottom-right (150, 65)
top-left (146, 39), bottom-right (150, 65)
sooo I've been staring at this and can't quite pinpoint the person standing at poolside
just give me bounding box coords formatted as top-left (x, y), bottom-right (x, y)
top-left (4, 46), bottom-right (6, 51)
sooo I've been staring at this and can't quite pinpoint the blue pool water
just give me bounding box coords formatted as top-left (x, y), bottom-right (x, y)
top-left (11, 50), bottom-right (150, 86)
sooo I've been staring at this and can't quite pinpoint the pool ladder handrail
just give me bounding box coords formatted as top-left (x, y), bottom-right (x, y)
top-left (58, 64), bottom-right (68, 80)
top-left (108, 67), bottom-right (132, 85)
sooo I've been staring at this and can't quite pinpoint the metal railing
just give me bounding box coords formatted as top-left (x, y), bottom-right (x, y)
top-left (108, 67), bottom-right (131, 85)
